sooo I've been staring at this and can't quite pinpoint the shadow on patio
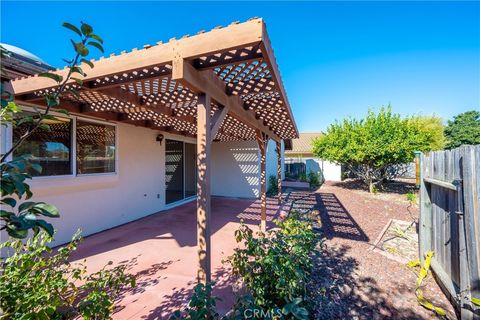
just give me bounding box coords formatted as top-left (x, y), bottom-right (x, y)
top-left (68, 196), bottom-right (282, 319)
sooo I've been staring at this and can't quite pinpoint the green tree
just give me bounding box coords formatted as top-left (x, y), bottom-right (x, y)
top-left (312, 106), bottom-right (439, 192)
top-left (408, 115), bottom-right (445, 151)
top-left (444, 110), bottom-right (480, 149)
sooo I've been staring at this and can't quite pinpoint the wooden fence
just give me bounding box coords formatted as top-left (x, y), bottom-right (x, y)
top-left (419, 145), bottom-right (480, 319)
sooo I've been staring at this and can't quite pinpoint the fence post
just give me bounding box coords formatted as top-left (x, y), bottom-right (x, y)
top-left (419, 152), bottom-right (432, 262)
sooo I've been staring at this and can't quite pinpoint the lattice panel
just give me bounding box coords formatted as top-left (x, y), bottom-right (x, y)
top-left (91, 64), bottom-right (172, 89)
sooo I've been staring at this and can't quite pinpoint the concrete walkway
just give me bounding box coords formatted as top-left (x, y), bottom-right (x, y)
top-left (70, 197), bottom-right (282, 319)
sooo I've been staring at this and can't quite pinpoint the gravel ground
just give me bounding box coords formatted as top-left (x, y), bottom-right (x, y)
top-left (288, 180), bottom-right (457, 320)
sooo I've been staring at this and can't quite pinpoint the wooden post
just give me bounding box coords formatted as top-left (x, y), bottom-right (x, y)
top-left (257, 131), bottom-right (268, 232)
top-left (276, 141), bottom-right (282, 205)
top-left (196, 93), bottom-right (211, 284)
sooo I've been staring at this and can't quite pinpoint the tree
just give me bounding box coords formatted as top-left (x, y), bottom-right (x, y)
top-left (312, 106), bottom-right (440, 192)
top-left (444, 110), bottom-right (480, 149)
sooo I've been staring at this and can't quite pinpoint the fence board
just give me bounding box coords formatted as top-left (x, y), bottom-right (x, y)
top-left (420, 145), bottom-right (480, 319)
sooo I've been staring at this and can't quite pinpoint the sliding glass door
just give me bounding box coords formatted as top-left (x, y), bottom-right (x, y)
top-left (165, 139), bottom-right (197, 205)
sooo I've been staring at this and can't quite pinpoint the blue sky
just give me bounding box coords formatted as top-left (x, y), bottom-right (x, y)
top-left (1, 1), bottom-right (479, 132)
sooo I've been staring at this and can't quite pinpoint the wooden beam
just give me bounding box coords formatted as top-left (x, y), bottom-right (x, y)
top-left (259, 22), bottom-right (298, 137)
top-left (196, 93), bottom-right (212, 284)
top-left (210, 105), bottom-right (230, 141)
top-left (172, 58), bottom-right (280, 142)
top-left (257, 130), bottom-right (268, 232)
top-left (276, 140), bottom-right (282, 205)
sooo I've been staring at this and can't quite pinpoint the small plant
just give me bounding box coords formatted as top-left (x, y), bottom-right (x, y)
top-left (0, 231), bottom-right (135, 319)
top-left (298, 173), bottom-right (307, 182)
top-left (268, 175), bottom-right (278, 196)
top-left (170, 282), bottom-right (220, 320)
top-left (406, 192), bottom-right (417, 204)
top-left (226, 211), bottom-right (318, 319)
top-left (307, 172), bottom-right (322, 189)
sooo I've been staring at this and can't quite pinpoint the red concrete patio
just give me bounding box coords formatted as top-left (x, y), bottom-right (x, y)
top-left (69, 197), bottom-right (283, 320)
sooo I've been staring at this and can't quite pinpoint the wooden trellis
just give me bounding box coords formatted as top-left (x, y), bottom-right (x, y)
top-left (11, 18), bottom-right (298, 284)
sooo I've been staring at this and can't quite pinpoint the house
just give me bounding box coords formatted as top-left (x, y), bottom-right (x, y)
top-left (0, 19), bottom-right (298, 282)
top-left (285, 132), bottom-right (342, 182)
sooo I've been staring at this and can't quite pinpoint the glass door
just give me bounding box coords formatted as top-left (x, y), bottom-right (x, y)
top-left (165, 140), bottom-right (197, 205)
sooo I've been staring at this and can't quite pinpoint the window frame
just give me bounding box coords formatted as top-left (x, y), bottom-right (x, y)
top-left (10, 105), bottom-right (118, 180)
top-left (75, 117), bottom-right (118, 177)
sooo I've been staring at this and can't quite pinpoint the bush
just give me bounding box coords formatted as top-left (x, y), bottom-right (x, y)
top-left (298, 173), bottom-right (307, 182)
top-left (268, 175), bottom-right (278, 196)
top-left (0, 232), bottom-right (135, 319)
top-left (307, 172), bottom-right (322, 189)
top-left (226, 211), bottom-right (318, 319)
top-left (170, 282), bottom-right (220, 320)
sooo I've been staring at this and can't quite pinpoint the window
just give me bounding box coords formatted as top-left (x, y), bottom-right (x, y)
top-left (12, 110), bottom-right (117, 177)
top-left (13, 114), bottom-right (72, 176)
top-left (76, 120), bottom-right (116, 174)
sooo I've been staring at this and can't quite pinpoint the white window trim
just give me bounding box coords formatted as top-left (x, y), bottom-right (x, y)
top-left (10, 105), bottom-right (118, 180)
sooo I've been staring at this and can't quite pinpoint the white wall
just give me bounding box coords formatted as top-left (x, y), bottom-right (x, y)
top-left (286, 156), bottom-right (342, 182)
top-left (211, 140), bottom-right (260, 198)
top-left (211, 139), bottom-right (284, 199)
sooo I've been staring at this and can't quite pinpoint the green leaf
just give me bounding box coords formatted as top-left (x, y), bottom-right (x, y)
top-left (81, 22), bottom-right (93, 36)
top-left (35, 219), bottom-right (55, 237)
top-left (18, 201), bottom-right (36, 212)
top-left (63, 22), bottom-right (82, 37)
top-left (81, 59), bottom-right (94, 69)
top-left (32, 203), bottom-right (60, 218)
top-left (71, 77), bottom-right (84, 85)
top-left (1, 197), bottom-right (16, 207)
top-left (0, 210), bottom-right (14, 218)
top-left (89, 34), bottom-right (103, 44)
top-left (6, 227), bottom-right (28, 239)
top-left (71, 41), bottom-right (89, 57)
top-left (87, 41), bottom-right (104, 53)
top-left (30, 163), bottom-right (42, 173)
top-left (38, 72), bottom-right (63, 83)
top-left (71, 66), bottom-right (85, 76)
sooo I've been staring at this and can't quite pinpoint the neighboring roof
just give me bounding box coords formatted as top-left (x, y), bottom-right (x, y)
top-left (11, 18), bottom-right (299, 142)
top-left (285, 132), bottom-right (323, 155)
top-left (1, 43), bottom-right (54, 80)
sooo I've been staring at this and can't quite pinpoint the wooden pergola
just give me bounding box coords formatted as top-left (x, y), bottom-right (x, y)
top-left (11, 18), bottom-right (299, 283)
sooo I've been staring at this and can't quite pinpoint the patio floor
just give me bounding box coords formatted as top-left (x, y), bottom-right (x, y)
top-left (69, 197), bottom-right (283, 319)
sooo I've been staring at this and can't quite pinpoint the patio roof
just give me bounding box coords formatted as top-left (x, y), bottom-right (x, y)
top-left (11, 18), bottom-right (293, 285)
top-left (11, 18), bottom-right (298, 142)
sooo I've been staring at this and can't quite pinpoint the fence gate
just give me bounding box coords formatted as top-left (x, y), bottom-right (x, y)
top-left (419, 145), bottom-right (480, 319)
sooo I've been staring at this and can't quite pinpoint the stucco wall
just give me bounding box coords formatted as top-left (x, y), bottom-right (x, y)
top-left (210, 139), bottom-right (283, 199)
top-left (211, 140), bottom-right (260, 198)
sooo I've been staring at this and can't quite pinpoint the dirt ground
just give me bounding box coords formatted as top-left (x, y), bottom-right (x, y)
top-left (301, 180), bottom-right (457, 319)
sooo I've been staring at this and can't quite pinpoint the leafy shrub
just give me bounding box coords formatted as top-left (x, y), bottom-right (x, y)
top-left (170, 282), bottom-right (220, 320)
top-left (0, 231), bottom-right (135, 319)
top-left (307, 172), bottom-right (322, 189)
top-left (268, 175), bottom-right (278, 196)
top-left (298, 173), bottom-right (307, 182)
top-left (226, 212), bottom-right (318, 319)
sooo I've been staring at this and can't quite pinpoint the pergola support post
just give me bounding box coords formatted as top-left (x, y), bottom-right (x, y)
top-left (276, 141), bottom-right (282, 205)
top-left (196, 93), bottom-right (212, 284)
top-left (257, 130), bottom-right (268, 232)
